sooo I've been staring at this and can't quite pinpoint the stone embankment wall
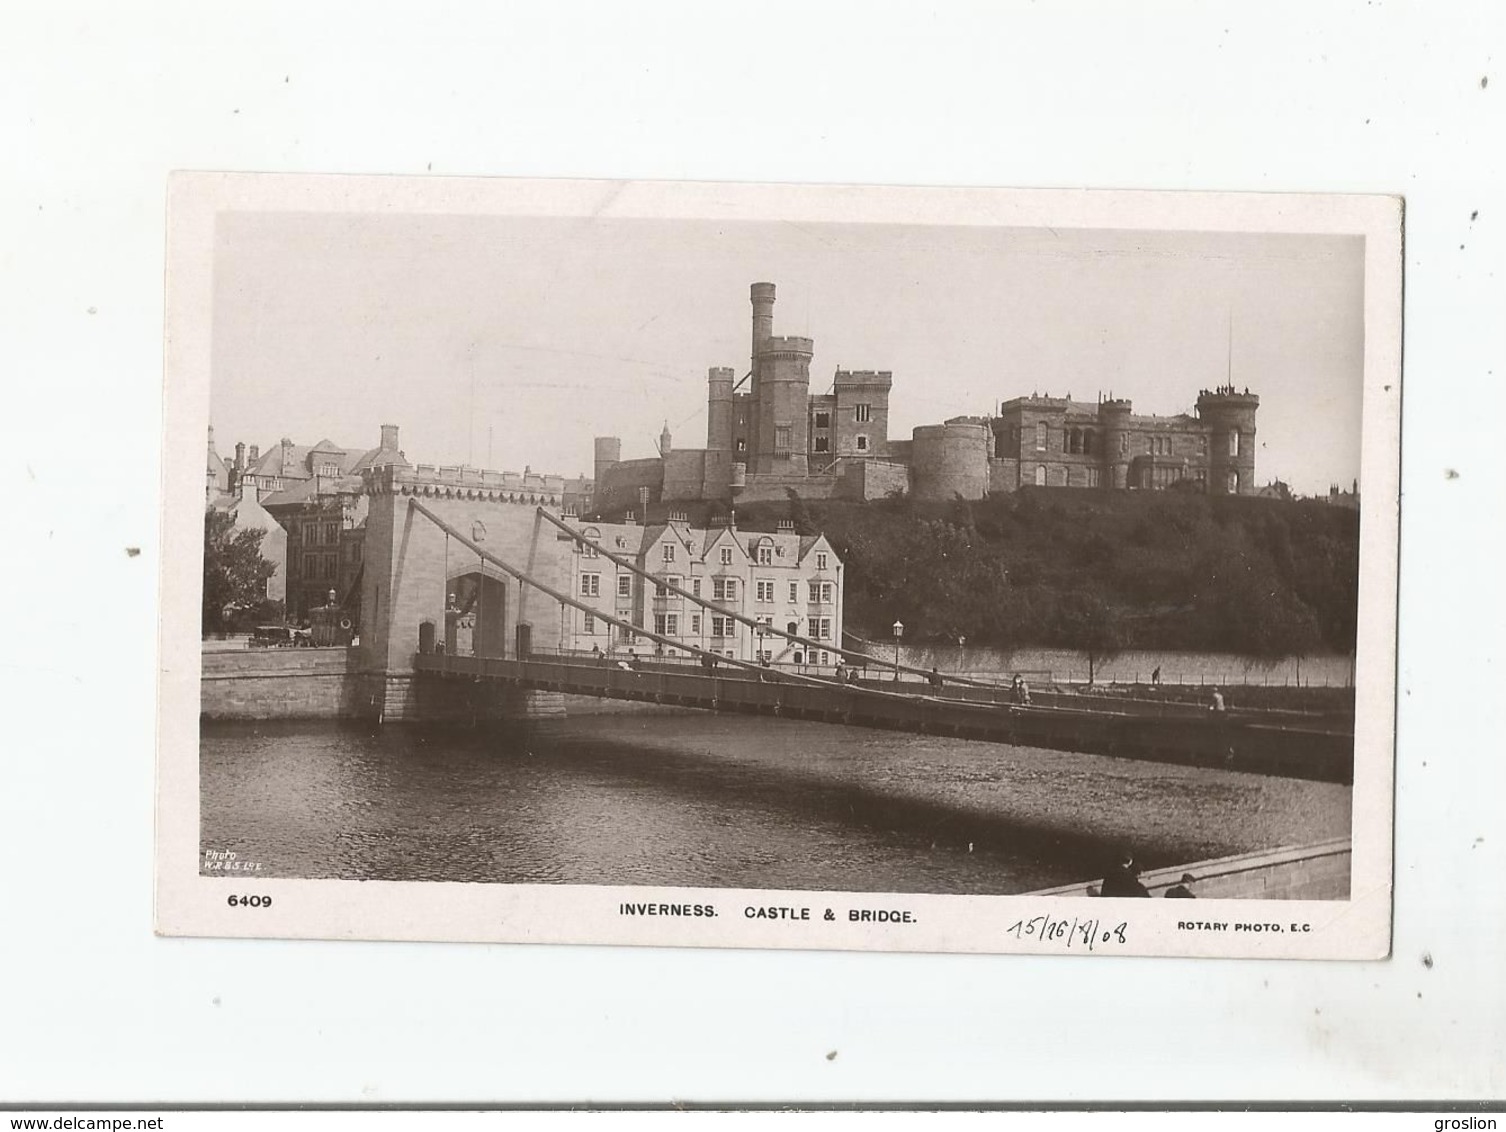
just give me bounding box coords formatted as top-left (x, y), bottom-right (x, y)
top-left (1030, 838), bottom-right (1351, 901)
top-left (201, 647), bottom-right (361, 720)
top-left (201, 648), bottom-right (683, 722)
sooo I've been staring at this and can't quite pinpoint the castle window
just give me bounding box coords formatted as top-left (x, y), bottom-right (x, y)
top-left (1087, 467), bottom-right (1102, 487)
top-left (855, 435), bottom-right (869, 452)
top-left (1069, 428), bottom-right (1081, 455)
top-left (1120, 433), bottom-right (1128, 456)
top-left (813, 436), bottom-right (829, 453)
top-left (1199, 435), bottom-right (1208, 457)
top-left (774, 425), bottom-right (792, 451)
top-left (735, 439), bottom-right (747, 454)
top-left (1228, 470), bottom-right (1239, 493)
top-left (1035, 465), bottom-right (1047, 487)
top-left (814, 411), bottom-right (830, 429)
top-left (855, 404), bottom-right (872, 423)
top-left (1083, 429), bottom-right (1096, 456)
top-left (1036, 422), bottom-right (1047, 451)
top-left (1228, 431), bottom-right (1239, 457)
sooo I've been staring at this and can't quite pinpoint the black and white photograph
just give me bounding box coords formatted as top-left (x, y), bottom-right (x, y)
top-left (156, 176), bottom-right (1400, 957)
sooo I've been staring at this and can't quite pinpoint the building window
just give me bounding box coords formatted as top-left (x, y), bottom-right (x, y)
top-left (653, 613), bottom-right (679, 637)
top-left (711, 616), bottom-right (735, 638)
top-left (1199, 435), bottom-right (1208, 456)
top-left (691, 578), bottom-right (701, 597)
top-left (808, 581), bottom-right (833, 603)
top-left (580, 573), bottom-right (601, 597)
top-left (583, 613), bottom-right (596, 634)
top-left (774, 425), bottom-right (792, 451)
top-left (757, 544), bottom-right (772, 566)
top-left (855, 435), bottom-right (869, 452)
top-left (788, 582), bottom-right (799, 603)
top-left (1083, 429), bottom-right (1096, 456)
top-left (855, 403), bottom-right (871, 423)
top-left (1120, 432), bottom-right (1128, 455)
top-left (756, 580), bottom-right (774, 602)
top-left (1035, 465), bottom-right (1047, 487)
top-left (655, 577), bottom-right (669, 598)
top-left (816, 552), bottom-right (828, 570)
top-left (616, 575), bottom-right (632, 598)
top-left (720, 547), bottom-right (733, 566)
top-left (1087, 467), bottom-right (1101, 487)
top-left (735, 439), bottom-right (747, 454)
top-left (1227, 470), bottom-right (1239, 493)
top-left (662, 544), bottom-right (675, 563)
top-left (1035, 421), bottom-right (1047, 451)
top-left (813, 436), bottom-right (829, 453)
top-left (302, 554), bottom-right (316, 578)
top-left (806, 617), bottom-right (832, 640)
top-left (690, 614), bottom-right (701, 634)
top-left (712, 578), bottom-right (737, 601)
top-left (1228, 431), bottom-right (1239, 457)
top-left (814, 411), bottom-right (830, 429)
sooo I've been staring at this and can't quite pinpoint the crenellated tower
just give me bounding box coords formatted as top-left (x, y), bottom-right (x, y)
top-left (1196, 385), bottom-right (1259, 495)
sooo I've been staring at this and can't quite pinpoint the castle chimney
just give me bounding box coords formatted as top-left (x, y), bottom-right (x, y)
top-left (234, 442), bottom-right (246, 471)
top-left (248, 444), bottom-right (259, 465)
top-left (380, 424), bottom-right (399, 451)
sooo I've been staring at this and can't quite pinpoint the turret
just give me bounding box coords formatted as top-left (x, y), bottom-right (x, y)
top-left (1196, 386), bottom-right (1259, 496)
top-left (706, 366), bottom-right (736, 450)
top-left (659, 421), bottom-right (673, 457)
top-left (1099, 398), bottom-right (1133, 490)
top-left (593, 436), bottom-right (622, 488)
top-left (750, 282), bottom-right (776, 374)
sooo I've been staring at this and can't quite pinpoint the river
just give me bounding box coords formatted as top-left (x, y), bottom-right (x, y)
top-left (200, 713), bottom-right (1351, 894)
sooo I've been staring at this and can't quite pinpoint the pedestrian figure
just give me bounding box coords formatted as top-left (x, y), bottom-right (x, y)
top-left (1018, 679), bottom-right (1031, 706)
top-left (591, 643), bottom-right (603, 663)
top-left (1099, 852), bottom-right (1151, 898)
top-left (1210, 686), bottom-right (1226, 712)
top-left (846, 664), bottom-right (860, 686)
top-left (1164, 873), bottom-right (1198, 899)
top-left (1151, 665), bottom-right (1161, 686)
top-left (928, 666), bottom-right (944, 693)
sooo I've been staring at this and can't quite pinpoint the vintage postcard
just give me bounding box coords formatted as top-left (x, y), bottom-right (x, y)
top-left (156, 174), bottom-right (1401, 958)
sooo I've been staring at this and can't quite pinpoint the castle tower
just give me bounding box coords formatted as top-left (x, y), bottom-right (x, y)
top-left (706, 366), bottom-right (736, 450)
top-left (1099, 398), bottom-right (1133, 490)
top-left (593, 436), bottom-right (622, 489)
top-left (746, 282), bottom-right (814, 476)
top-left (1196, 386), bottom-right (1259, 495)
top-left (659, 421), bottom-right (673, 457)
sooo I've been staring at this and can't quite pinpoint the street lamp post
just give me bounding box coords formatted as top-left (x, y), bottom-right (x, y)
top-left (892, 619), bottom-right (904, 682)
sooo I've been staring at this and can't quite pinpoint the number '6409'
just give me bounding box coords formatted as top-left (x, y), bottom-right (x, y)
top-left (227, 894), bottom-right (273, 908)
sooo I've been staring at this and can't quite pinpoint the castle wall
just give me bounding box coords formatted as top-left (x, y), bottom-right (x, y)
top-left (987, 457), bottom-right (1020, 494)
top-left (734, 472), bottom-right (843, 505)
top-left (661, 449), bottom-right (707, 502)
top-left (593, 458), bottom-right (665, 514)
top-left (841, 460), bottom-right (911, 501)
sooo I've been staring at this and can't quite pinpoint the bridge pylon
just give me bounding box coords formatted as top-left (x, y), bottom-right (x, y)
top-left (356, 463), bottom-right (573, 721)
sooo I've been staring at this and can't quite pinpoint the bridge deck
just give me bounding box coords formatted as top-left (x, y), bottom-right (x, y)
top-left (412, 653), bottom-right (1353, 784)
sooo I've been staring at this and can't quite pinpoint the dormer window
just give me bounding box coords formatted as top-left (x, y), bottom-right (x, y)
top-left (720, 547), bottom-right (733, 566)
top-left (756, 541), bottom-right (773, 566)
top-left (662, 544), bottom-right (675, 563)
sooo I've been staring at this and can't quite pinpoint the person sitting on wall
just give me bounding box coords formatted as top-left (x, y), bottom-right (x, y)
top-left (1164, 873), bottom-right (1198, 899)
top-left (1210, 686), bottom-right (1226, 712)
top-left (1099, 852), bottom-right (1151, 898)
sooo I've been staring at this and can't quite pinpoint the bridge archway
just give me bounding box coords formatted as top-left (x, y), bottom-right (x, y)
top-left (444, 568), bottom-right (509, 658)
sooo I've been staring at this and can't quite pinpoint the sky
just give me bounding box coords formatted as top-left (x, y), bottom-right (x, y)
top-left (211, 213), bottom-right (1365, 496)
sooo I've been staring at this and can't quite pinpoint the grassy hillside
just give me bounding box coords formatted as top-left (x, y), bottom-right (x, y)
top-left (740, 487), bottom-right (1360, 659)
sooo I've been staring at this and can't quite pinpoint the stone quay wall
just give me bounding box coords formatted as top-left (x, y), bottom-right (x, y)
top-left (1029, 838), bottom-right (1352, 901)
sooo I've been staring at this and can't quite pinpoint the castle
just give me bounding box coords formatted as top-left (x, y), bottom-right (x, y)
top-left (591, 282), bottom-right (1260, 514)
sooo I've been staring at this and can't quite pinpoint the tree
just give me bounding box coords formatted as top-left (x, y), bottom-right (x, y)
top-left (1057, 590), bottom-right (1126, 685)
top-left (203, 510), bottom-right (277, 636)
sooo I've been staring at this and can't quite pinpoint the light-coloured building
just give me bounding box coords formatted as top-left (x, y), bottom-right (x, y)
top-left (562, 517), bottom-right (844, 668)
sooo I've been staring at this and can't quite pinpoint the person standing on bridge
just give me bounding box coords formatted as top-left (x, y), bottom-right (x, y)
top-left (1210, 686), bottom-right (1226, 713)
top-left (928, 666), bottom-right (944, 694)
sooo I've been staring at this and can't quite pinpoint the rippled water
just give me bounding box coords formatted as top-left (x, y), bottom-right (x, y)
top-left (200, 714), bottom-right (1351, 894)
